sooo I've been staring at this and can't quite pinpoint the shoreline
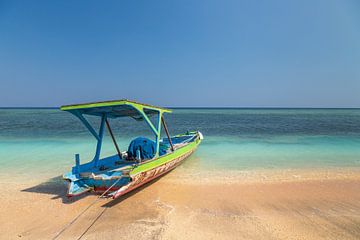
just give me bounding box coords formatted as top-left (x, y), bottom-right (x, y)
top-left (1, 166), bottom-right (360, 185)
top-left (171, 166), bottom-right (360, 184)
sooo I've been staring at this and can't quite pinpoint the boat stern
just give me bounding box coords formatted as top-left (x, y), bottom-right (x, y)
top-left (63, 172), bottom-right (92, 197)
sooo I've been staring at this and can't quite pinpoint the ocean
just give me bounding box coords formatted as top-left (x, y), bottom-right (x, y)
top-left (0, 108), bottom-right (360, 181)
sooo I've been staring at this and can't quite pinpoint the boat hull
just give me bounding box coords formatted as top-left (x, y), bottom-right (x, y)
top-left (110, 144), bottom-right (197, 199)
top-left (65, 131), bottom-right (202, 199)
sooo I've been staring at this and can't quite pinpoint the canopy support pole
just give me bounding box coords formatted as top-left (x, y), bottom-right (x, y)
top-left (93, 114), bottom-right (106, 167)
top-left (137, 110), bottom-right (158, 135)
top-left (105, 119), bottom-right (122, 160)
top-left (161, 116), bottom-right (174, 151)
top-left (155, 111), bottom-right (163, 157)
top-left (73, 111), bottom-right (100, 141)
top-left (132, 106), bottom-right (163, 158)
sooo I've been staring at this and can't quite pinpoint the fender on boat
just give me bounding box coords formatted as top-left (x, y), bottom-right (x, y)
top-left (198, 131), bottom-right (204, 140)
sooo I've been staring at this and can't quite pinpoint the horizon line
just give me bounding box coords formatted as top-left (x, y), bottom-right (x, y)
top-left (0, 106), bottom-right (359, 110)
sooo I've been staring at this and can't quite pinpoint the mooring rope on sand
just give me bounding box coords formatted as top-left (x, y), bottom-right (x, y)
top-left (76, 207), bottom-right (107, 240)
top-left (52, 178), bottom-right (122, 240)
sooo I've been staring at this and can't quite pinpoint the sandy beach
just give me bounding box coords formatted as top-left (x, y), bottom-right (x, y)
top-left (1, 168), bottom-right (360, 240)
top-left (1, 0), bottom-right (360, 238)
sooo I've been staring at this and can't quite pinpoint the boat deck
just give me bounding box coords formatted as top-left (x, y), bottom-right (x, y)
top-left (65, 134), bottom-right (197, 182)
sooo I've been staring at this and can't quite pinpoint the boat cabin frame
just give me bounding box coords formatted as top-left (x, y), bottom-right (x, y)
top-left (60, 99), bottom-right (174, 167)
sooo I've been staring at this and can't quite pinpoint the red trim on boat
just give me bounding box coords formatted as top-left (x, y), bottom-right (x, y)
top-left (112, 149), bottom-right (195, 199)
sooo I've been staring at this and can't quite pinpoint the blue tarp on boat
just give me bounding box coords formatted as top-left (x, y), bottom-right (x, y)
top-left (128, 137), bottom-right (166, 160)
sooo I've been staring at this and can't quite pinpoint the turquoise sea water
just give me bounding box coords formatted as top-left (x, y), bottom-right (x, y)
top-left (0, 108), bottom-right (360, 180)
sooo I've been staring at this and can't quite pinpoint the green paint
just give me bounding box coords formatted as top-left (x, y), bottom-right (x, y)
top-left (130, 137), bottom-right (201, 176)
top-left (60, 99), bottom-right (172, 113)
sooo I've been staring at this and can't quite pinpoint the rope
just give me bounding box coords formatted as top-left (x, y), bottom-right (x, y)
top-left (52, 178), bottom-right (122, 240)
top-left (76, 207), bottom-right (107, 240)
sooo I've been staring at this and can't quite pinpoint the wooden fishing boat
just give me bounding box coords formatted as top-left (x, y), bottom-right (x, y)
top-left (61, 100), bottom-right (203, 199)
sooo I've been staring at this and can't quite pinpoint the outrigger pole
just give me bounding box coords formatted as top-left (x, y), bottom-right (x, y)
top-left (161, 116), bottom-right (174, 152)
top-left (105, 119), bottom-right (122, 160)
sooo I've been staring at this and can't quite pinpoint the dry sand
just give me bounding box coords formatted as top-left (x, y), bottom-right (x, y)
top-left (1, 168), bottom-right (360, 240)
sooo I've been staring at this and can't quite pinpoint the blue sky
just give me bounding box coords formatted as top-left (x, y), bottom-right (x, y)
top-left (0, 0), bottom-right (359, 107)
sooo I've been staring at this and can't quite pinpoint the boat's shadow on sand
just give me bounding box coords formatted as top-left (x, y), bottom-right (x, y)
top-left (21, 176), bottom-right (84, 203)
top-left (21, 175), bottom-right (164, 206)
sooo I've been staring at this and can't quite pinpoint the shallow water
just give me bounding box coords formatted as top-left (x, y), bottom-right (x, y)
top-left (0, 108), bottom-right (360, 180)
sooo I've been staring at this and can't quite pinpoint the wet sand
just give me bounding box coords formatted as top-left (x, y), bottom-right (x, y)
top-left (1, 168), bottom-right (360, 240)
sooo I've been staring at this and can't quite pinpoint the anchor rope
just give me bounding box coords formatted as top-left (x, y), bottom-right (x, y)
top-left (52, 178), bottom-right (122, 240)
top-left (76, 207), bottom-right (107, 240)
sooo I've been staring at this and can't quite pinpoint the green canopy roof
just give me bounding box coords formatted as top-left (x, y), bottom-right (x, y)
top-left (60, 99), bottom-right (172, 119)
